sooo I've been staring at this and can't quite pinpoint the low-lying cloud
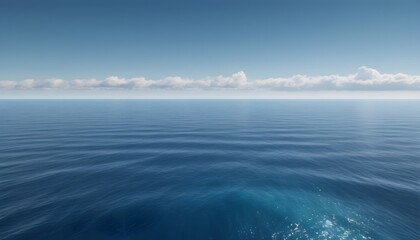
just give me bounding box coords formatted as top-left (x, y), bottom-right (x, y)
top-left (1, 67), bottom-right (420, 91)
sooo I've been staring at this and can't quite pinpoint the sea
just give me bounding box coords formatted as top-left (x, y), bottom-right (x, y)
top-left (0, 100), bottom-right (419, 240)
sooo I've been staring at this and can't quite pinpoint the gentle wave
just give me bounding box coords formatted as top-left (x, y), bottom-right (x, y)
top-left (0, 100), bottom-right (419, 239)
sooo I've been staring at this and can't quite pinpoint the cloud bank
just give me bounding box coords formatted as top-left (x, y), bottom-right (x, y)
top-left (1, 67), bottom-right (420, 91)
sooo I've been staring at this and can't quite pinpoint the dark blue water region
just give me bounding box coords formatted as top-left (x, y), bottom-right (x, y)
top-left (0, 100), bottom-right (419, 240)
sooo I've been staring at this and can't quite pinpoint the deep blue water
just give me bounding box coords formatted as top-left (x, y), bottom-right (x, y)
top-left (0, 100), bottom-right (419, 240)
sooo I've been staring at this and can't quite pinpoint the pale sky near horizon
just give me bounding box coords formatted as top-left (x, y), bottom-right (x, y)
top-left (1, 0), bottom-right (419, 98)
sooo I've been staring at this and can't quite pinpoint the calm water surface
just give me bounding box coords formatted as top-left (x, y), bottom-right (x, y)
top-left (0, 100), bottom-right (419, 240)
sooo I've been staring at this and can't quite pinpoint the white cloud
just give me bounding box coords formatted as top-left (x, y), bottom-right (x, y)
top-left (1, 67), bottom-right (420, 91)
top-left (0, 80), bottom-right (17, 89)
top-left (44, 78), bottom-right (66, 88)
top-left (71, 78), bottom-right (102, 88)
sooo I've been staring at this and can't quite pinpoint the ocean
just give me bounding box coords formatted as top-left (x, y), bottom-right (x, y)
top-left (0, 100), bottom-right (419, 240)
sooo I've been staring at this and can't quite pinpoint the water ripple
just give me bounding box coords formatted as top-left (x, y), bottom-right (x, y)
top-left (0, 100), bottom-right (419, 240)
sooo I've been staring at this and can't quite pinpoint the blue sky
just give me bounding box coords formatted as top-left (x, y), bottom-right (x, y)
top-left (1, 0), bottom-right (420, 98)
